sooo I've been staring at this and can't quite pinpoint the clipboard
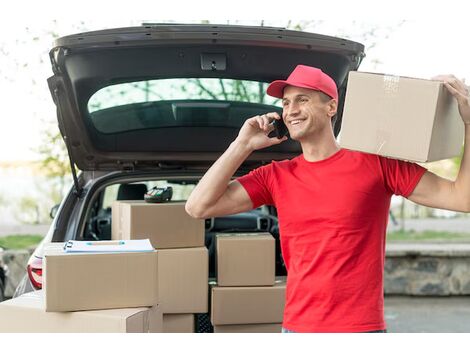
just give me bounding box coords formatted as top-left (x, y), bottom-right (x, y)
top-left (63, 239), bottom-right (154, 253)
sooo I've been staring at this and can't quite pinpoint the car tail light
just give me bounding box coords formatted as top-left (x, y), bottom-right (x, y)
top-left (27, 257), bottom-right (43, 289)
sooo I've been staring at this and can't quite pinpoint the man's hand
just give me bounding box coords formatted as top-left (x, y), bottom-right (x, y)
top-left (236, 112), bottom-right (288, 152)
top-left (409, 75), bottom-right (470, 213)
top-left (432, 74), bottom-right (470, 124)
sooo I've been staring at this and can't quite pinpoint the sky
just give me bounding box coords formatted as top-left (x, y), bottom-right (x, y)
top-left (0, 3), bottom-right (468, 162)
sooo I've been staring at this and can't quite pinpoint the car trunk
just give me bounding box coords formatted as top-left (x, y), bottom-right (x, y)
top-left (47, 24), bottom-right (365, 172)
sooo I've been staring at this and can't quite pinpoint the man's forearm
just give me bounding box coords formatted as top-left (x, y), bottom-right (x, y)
top-left (186, 138), bottom-right (252, 215)
top-left (454, 124), bottom-right (470, 210)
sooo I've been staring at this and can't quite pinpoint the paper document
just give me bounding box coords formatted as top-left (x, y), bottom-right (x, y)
top-left (63, 239), bottom-right (154, 253)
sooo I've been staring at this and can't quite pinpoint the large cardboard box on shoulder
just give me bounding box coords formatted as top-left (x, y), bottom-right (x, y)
top-left (340, 71), bottom-right (464, 162)
top-left (210, 279), bottom-right (286, 326)
top-left (0, 291), bottom-right (162, 333)
top-left (213, 323), bottom-right (282, 333)
top-left (112, 200), bottom-right (204, 249)
top-left (162, 314), bottom-right (195, 333)
top-left (158, 247), bottom-right (208, 313)
top-left (44, 243), bottom-right (158, 312)
top-left (216, 233), bottom-right (275, 287)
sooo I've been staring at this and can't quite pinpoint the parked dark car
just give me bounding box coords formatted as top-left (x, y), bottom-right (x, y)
top-left (14, 23), bottom-right (365, 331)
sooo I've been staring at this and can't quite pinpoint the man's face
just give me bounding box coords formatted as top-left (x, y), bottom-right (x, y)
top-left (281, 86), bottom-right (336, 142)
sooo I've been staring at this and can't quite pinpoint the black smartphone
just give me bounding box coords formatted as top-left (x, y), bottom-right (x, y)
top-left (271, 118), bottom-right (289, 139)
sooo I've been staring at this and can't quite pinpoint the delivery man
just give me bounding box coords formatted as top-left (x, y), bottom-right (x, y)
top-left (185, 65), bottom-right (470, 333)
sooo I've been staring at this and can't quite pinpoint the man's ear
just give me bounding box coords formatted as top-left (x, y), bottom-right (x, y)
top-left (327, 99), bottom-right (338, 118)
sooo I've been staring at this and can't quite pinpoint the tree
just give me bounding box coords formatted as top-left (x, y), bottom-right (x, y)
top-left (36, 119), bottom-right (71, 199)
top-left (15, 196), bottom-right (41, 225)
top-left (14, 177), bottom-right (64, 225)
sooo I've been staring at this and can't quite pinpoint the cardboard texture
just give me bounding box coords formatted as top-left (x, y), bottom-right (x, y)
top-left (340, 71), bottom-right (464, 162)
top-left (213, 323), bottom-right (282, 333)
top-left (112, 200), bottom-right (204, 249)
top-left (43, 243), bottom-right (158, 312)
top-left (0, 291), bottom-right (163, 333)
top-left (216, 233), bottom-right (275, 287)
top-left (158, 247), bottom-right (208, 313)
top-left (210, 279), bottom-right (286, 325)
top-left (162, 314), bottom-right (195, 333)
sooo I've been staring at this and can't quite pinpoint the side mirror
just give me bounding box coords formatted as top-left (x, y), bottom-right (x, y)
top-left (50, 204), bottom-right (60, 219)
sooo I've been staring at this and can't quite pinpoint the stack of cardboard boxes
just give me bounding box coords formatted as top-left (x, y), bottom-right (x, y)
top-left (210, 233), bottom-right (286, 333)
top-left (0, 201), bottom-right (287, 333)
top-left (0, 200), bottom-right (208, 333)
top-left (111, 200), bottom-right (208, 333)
top-left (0, 243), bottom-right (162, 332)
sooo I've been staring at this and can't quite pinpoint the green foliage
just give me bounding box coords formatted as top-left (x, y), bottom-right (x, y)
top-left (0, 235), bottom-right (44, 250)
top-left (36, 121), bottom-right (70, 180)
top-left (387, 230), bottom-right (470, 242)
top-left (186, 78), bottom-right (275, 104)
top-left (13, 178), bottom-right (64, 225)
top-left (35, 119), bottom-right (71, 204)
top-left (451, 145), bottom-right (464, 172)
top-left (15, 196), bottom-right (41, 224)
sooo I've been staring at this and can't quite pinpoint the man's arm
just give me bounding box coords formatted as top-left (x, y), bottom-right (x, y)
top-left (408, 75), bottom-right (470, 212)
top-left (185, 112), bottom-right (287, 219)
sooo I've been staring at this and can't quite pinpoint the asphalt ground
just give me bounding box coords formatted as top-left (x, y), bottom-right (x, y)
top-left (384, 296), bottom-right (470, 333)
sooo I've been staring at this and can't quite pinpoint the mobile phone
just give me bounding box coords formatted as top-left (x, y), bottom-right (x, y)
top-left (271, 118), bottom-right (289, 139)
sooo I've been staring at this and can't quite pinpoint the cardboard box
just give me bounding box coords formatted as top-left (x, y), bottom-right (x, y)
top-left (211, 279), bottom-right (286, 325)
top-left (44, 243), bottom-right (158, 312)
top-left (213, 323), bottom-right (282, 333)
top-left (0, 291), bottom-right (162, 333)
top-left (112, 200), bottom-right (205, 249)
top-left (162, 314), bottom-right (195, 333)
top-left (216, 233), bottom-right (275, 287)
top-left (158, 247), bottom-right (208, 313)
top-left (340, 71), bottom-right (464, 162)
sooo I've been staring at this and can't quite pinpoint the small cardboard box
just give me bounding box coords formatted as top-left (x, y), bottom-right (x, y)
top-left (213, 323), bottom-right (282, 333)
top-left (162, 314), bottom-right (195, 333)
top-left (0, 291), bottom-right (162, 333)
top-left (112, 200), bottom-right (205, 249)
top-left (158, 247), bottom-right (208, 313)
top-left (210, 279), bottom-right (286, 325)
top-left (216, 233), bottom-right (275, 286)
top-left (44, 243), bottom-right (158, 312)
top-left (340, 71), bottom-right (464, 162)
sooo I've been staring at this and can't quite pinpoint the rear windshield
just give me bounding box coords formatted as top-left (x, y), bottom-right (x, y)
top-left (87, 78), bottom-right (281, 134)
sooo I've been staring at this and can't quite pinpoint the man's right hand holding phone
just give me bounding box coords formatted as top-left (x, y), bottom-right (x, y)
top-left (236, 112), bottom-right (288, 152)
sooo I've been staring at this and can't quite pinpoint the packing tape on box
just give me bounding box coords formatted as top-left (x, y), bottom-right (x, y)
top-left (383, 75), bottom-right (400, 94)
top-left (375, 129), bottom-right (391, 154)
top-left (374, 75), bottom-right (401, 155)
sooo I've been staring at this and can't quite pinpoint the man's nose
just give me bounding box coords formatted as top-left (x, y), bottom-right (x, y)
top-left (285, 103), bottom-right (300, 117)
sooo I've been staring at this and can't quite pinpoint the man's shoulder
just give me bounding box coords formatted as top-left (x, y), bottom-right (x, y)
top-left (342, 148), bottom-right (378, 159)
top-left (270, 157), bottom-right (300, 169)
top-left (342, 149), bottom-right (397, 166)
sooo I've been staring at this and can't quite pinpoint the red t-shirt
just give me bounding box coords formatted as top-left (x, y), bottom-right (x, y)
top-left (237, 148), bottom-right (427, 332)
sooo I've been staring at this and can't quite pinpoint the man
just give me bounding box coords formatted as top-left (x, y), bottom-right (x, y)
top-left (185, 65), bottom-right (470, 333)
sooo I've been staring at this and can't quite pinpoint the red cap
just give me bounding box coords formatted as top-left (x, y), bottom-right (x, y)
top-left (266, 65), bottom-right (338, 101)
